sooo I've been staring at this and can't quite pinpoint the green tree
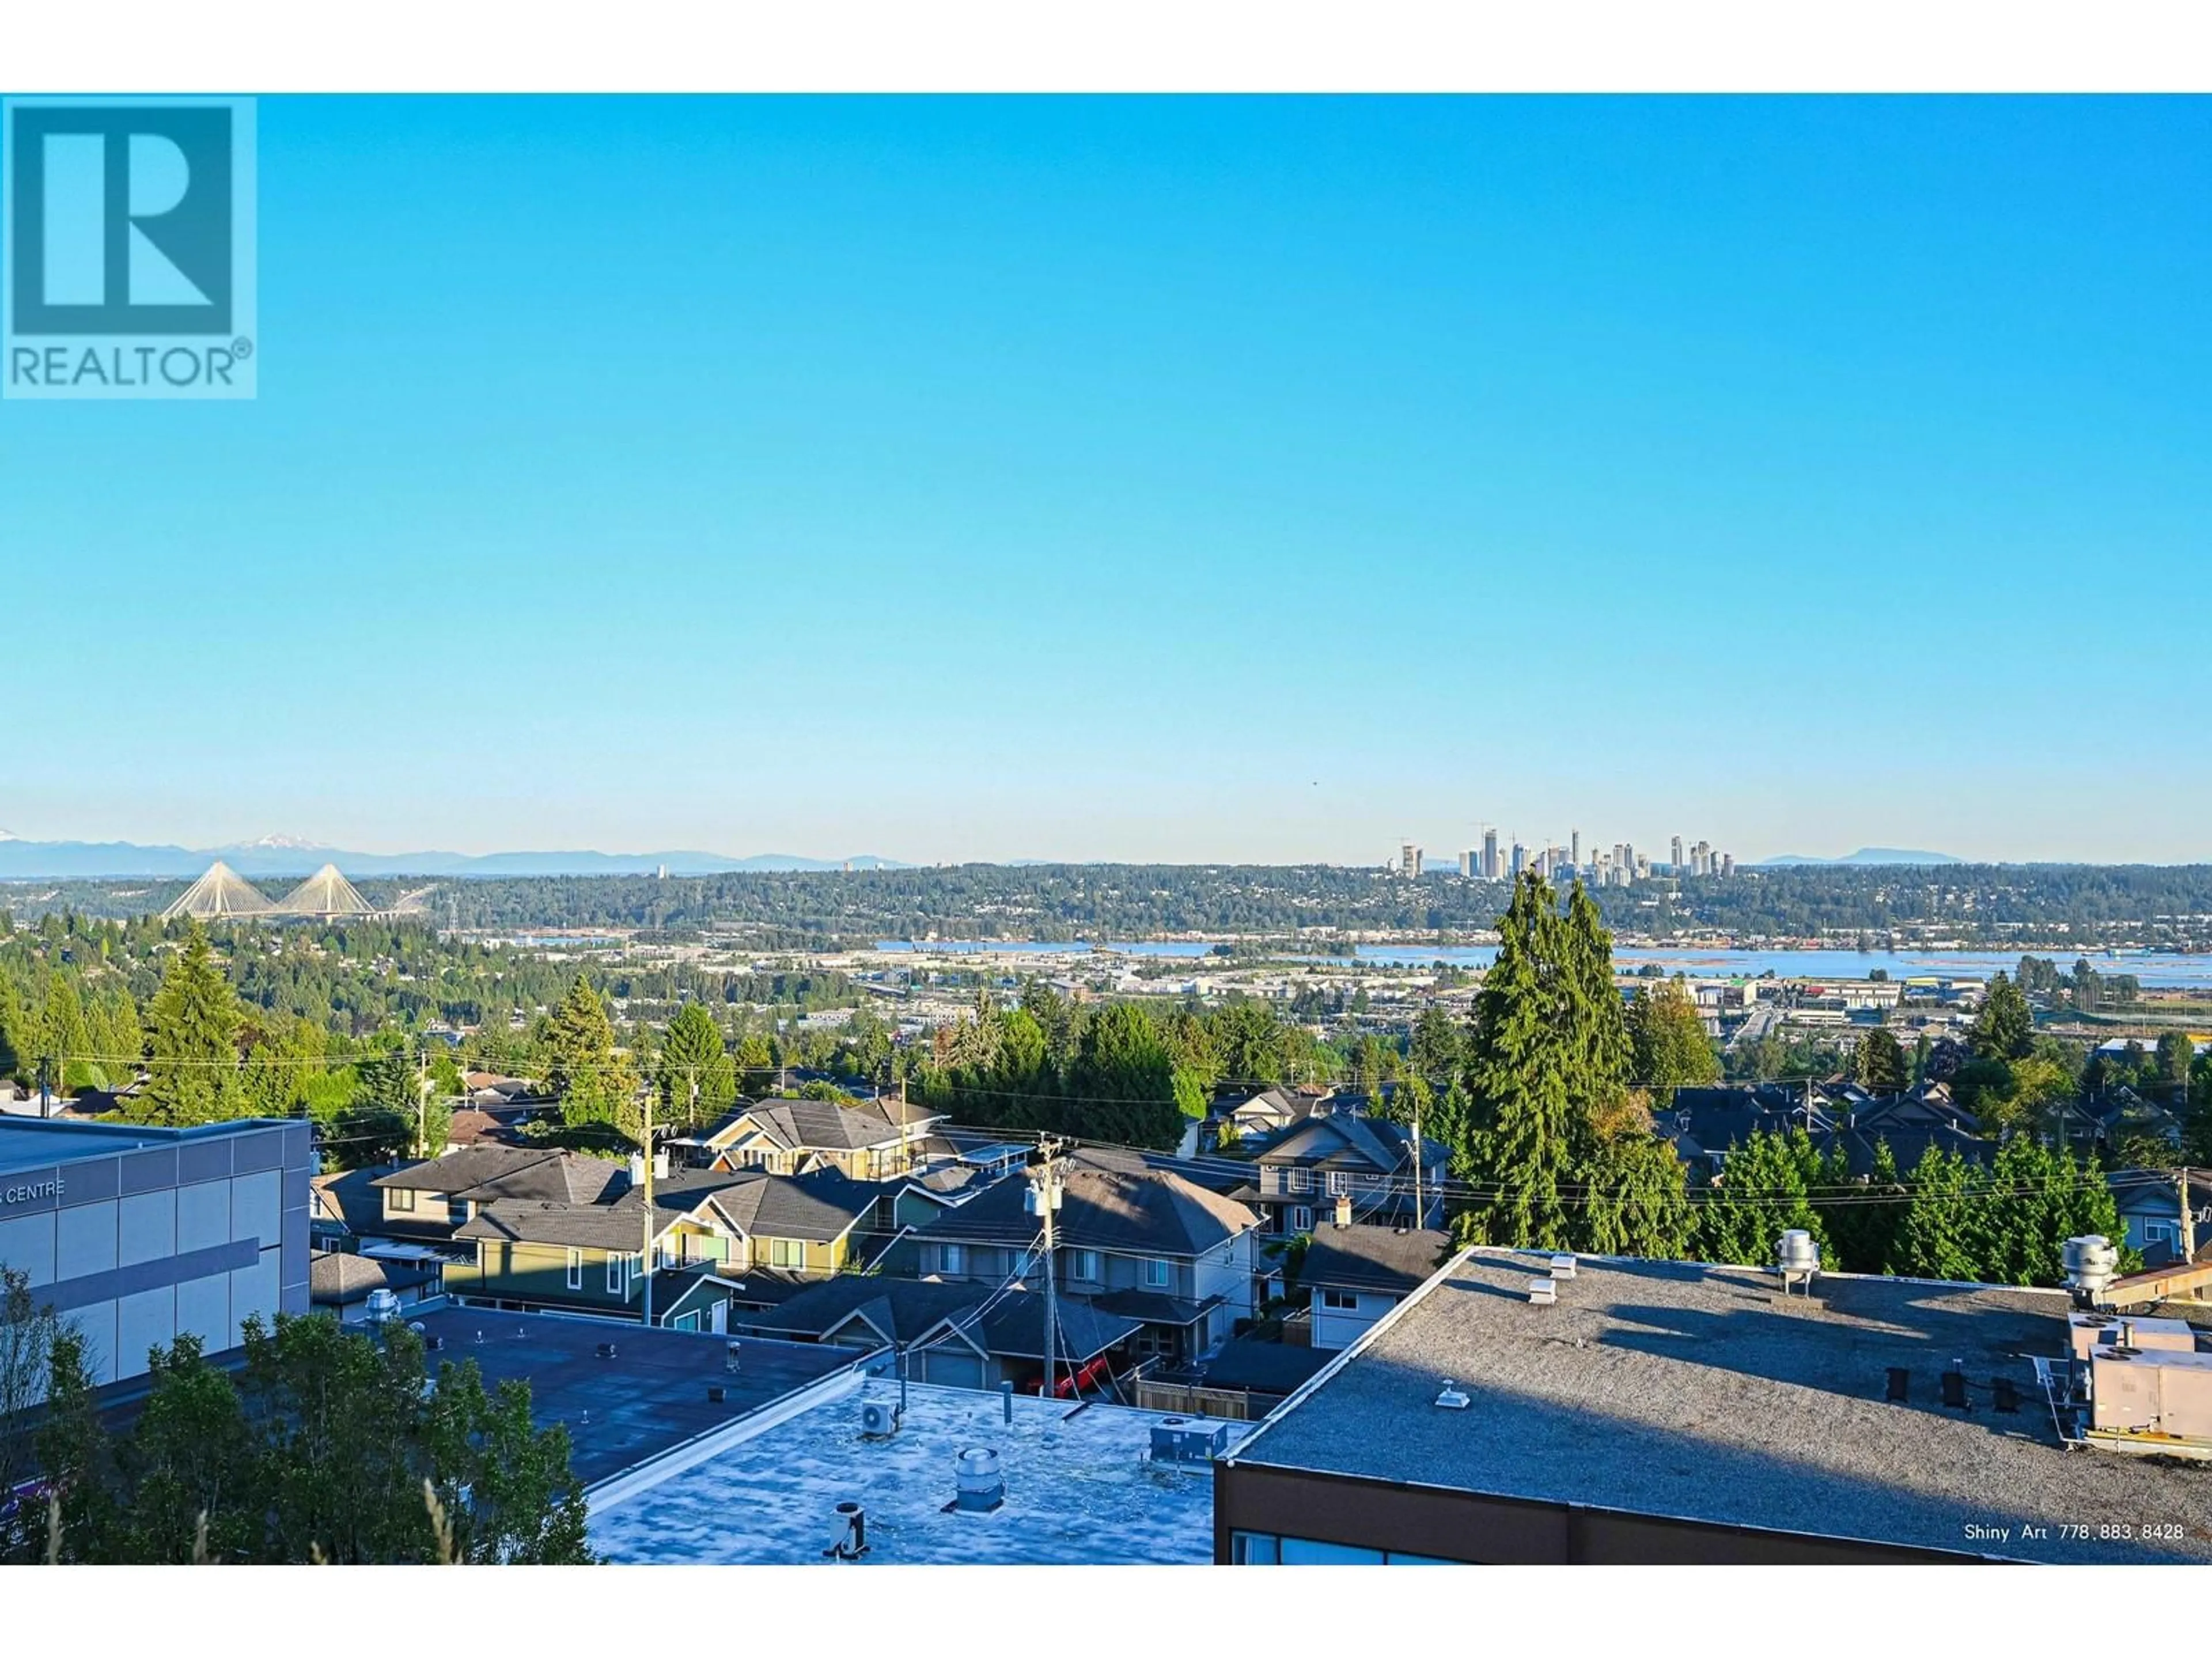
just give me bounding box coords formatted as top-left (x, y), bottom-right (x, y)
top-left (1854, 1028), bottom-right (1910, 1095)
top-left (1691, 1127), bottom-right (1827, 1267)
top-left (545, 975), bottom-right (634, 1130)
top-left (39, 973), bottom-right (95, 1093)
top-left (1969, 972), bottom-right (2034, 1063)
top-left (1627, 978), bottom-right (1721, 1096)
top-left (1563, 881), bottom-right (1631, 1100)
top-left (1069, 1002), bottom-right (1185, 1150)
top-left (656, 1002), bottom-right (737, 1127)
top-left (2153, 1031), bottom-right (2196, 1104)
top-left (1890, 1145), bottom-right (1980, 1281)
top-left (1815, 1138), bottom-right (1905, 1275)
top-left (1578, 1128), bottom-right (1692, 1259)
top-left (1209, 998), bottom-right (1286, 1087)
top-left (1463, 874), bottom-right (1577, 1248)
top-left (141, 923), bottom-right (244, 1125)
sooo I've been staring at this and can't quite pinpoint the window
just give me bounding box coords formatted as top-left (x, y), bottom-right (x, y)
top-left (771, 1238), bottom-right (804, 1269)
top-left (1321, 1289), bottom-right (1359, 1310)
top-left (1233, 1531), bottom-right (1453, 1565)
top-left (1286, 1168), bottom-right (1313, 1194)
top-left (940, 1243), bottom-right (965, 1275)
top-left (606, 1254), bottom-right (626, 1295)
top-left (565, 1248), bottom-right (582, 1290)
top-left (1069, 1249), bottom-right (1101, 1283)
top-left (1144, 1257), bottom-right (1171, 1289)
top-left (389, 1188), bottom-right (418, 1213)
top-left (2145, 1222), bottom-right (2175, 1245)
top-left (1288, 1206), bottom-right (1312, 1233)
top-left (447, 1199), bottom-right (469, 1225)
top-left (1325, 1171), bottom-right (1349, 1196)
top-left (1230, 1531), bottom-right (1280, 1565)
top-left (673, 1311), bottom-right (699, 1333)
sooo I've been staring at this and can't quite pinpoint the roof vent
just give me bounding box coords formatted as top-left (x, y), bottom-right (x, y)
top-left (954, 1446), bottom-right (1005, 1512)
top-left (2063, 1235), bottom-right (2119, 1303)
top-left (1527, 1277), bottom-right (1558, 1306)
top-left (1435, 1380), bottom-right (1469, 1410)
top-left (1776, 1229), bottom-right (1819, 1296)
top-left (1548, 1253), bottom-right (1577, 1281)
top-left (595, 1340), bottom-right (618, 1360)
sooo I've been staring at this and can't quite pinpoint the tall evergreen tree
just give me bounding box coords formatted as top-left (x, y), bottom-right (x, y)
top-left (656, 1002), bottom-right (737, 1127)
top-left (1463, 873), bottom-right (1577, 1248)
top-left (1069, 1002), bottom-right (1185, 1150)
top-left (1690, 1127), bottom-right (1828, 1267)
top-left (141, 923), bottom-right (244, 1126)
top-left (545, 975), bottom-right (632, 1130)
top-left (1854, 1027), bottom-right (1910, 1095)
top-left (1891, 1145), bottom-right (1980, 1281)
top-left (1969, 972), bottom-right (2035, 1062)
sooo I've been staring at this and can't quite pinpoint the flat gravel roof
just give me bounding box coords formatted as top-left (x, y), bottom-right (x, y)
top-left (1230, 1249), bottom-right (2212, 1565)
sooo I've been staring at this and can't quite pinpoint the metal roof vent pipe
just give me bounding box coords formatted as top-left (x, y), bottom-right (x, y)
top-left (955, 1447), bottom-right (1005, 1513)
top-left (2063, 1236), bottom-right (2119, 1306)
top-left (824, 1501), bottom-right (870, 1561)
top-left (1777, 1229), bottom-right (1819, 1296)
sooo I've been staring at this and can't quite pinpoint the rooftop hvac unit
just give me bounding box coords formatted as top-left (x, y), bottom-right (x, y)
top-left (1149, 1416), bottom-right (1230, 1465)
top-left (1527, 1277), bottom-right (1558, 1306)
top-left (1548, 1254), bottom-right (1577, 1281)
top-left (363, 1287), bottom-right (402, 1324)
top-left (860, 1400), bottom-right (901, 1438)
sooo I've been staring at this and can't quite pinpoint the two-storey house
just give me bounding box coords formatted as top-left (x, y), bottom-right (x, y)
top-left (681, 1096), bottom-right (944, 1181)
top-left (1298, 1207), bottom-right (1452, 1350)
top-left (900, 1166), bottom-right (1264, 1362)
top-left (1248, 1113), bottom-right (1445, 1236)
top-left (445, 1164), bottom-right (893, 1331)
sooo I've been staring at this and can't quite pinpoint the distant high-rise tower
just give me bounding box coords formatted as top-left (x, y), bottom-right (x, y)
top-left (1459, 849), bottom-right (1477, 878)
top-left (1482, 828), bottom-right (1500, 881)
top-left (1570, 829), bottom-right (1581, 873)
top-left (1399, 842), bottom-right (1423, 879)
top-left (1510, 840), bottom-right (1528, 879)
top-left (1671, 835), bottom-right (1684, 872)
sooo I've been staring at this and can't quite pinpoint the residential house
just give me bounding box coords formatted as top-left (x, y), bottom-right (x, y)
top-left (680, 1095), bottom-right (943, 1181)
top-left (733, 1274), bottom-right (1143, 1393)
top-left (1205, 1085), bottom-right (1333, 1149)
top-left (446, 1165), bottom-right (895, 1331)
top-left (1297, 1209), bottom-right (1452, 1350)
top-left (1247, 1112), bottom-right (1446, 1236)
top-left (308, 1252), bottom-right (438, 1325)
top-left (900, 1166), bottom-right (1264, 1363)
top-left (368, 1145), bottom-right (627, 1246)
top-left (2110, 1171), bottom-right (2212, 1268)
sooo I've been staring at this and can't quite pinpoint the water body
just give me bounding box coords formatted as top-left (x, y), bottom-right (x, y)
top-left (872, 939), bottom-right (2212, 989)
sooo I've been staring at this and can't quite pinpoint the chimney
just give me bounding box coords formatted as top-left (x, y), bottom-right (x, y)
top-left (1334, 1194), bottom-right (1353, 1229)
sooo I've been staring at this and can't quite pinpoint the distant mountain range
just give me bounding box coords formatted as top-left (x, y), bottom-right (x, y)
top-left (1752, 847), bottom-right (1963, 867)
top-left (0, 836), bottom-right (911, 880)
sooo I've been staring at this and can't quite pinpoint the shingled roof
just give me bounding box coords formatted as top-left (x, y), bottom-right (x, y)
top-left (913, 1167), bottom-right (1259, 1257)
top-left (1301, 1222), bottom-right (1452, 1296)
top-left (372, 1146), bottom-right (627, 1205)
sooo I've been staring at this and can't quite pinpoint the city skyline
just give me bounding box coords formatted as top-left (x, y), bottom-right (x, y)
top-left (5, 96), bottom-right (2207, 865)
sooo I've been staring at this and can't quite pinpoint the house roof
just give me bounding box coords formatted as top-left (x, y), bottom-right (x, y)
top-left (738, 1276), bottom-right (986, 1346)
top-left (1251, 1112), bottom-right (1443, 1176)
top-left (722, 1097), bottom-right (919, 1154)
top-left (372, 1146), bottom-right (627, 1205)
top-left (307, 1252), bottom-right (435, 1305)
top-left (1230, 1248), bottom-right (2212, 1565)
top-left (1300, 1223), bottom-right (1452, 1296)
top-left (453, 1166), bottom-right (888, 1253)
top-left (1197, 1336), bottom-right (1332, 1397)
top-left (912, 1167), bottom-right (1259, 1258)
top-left (1060, 1140), bottom-right (1257, 1196)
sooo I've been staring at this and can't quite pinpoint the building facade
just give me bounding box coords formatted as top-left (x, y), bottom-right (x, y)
top-left (0, 1117), bottom-right (313, 1388)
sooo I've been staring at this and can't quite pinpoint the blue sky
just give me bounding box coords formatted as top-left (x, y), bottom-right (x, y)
top-left (3, 96), bottom-right (2206, 864)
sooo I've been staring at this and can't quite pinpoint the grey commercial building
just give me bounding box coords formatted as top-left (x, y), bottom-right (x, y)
top-left (0, 1117), bottom-right (313, 1388)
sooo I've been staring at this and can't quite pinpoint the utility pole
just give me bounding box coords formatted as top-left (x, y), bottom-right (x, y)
top-left (640, 1080), bottom-right (657, 1328)
top-left (2181, 1166), bottom-right (2197, 1266)
top-left (1027, 1135), bottom-right (1067, 1403)
top-left (1411, 1093), bottom-right (1425, 1230)
top-left (416, 1047), bottom-right (431, 1158)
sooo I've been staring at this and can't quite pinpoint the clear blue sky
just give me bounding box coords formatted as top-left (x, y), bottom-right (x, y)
top-left (4, 96), bottom-right (2206, 865)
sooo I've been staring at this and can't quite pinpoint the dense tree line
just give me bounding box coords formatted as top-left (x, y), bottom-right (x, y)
top-left (18, 858), bottom-right (2212, 945)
